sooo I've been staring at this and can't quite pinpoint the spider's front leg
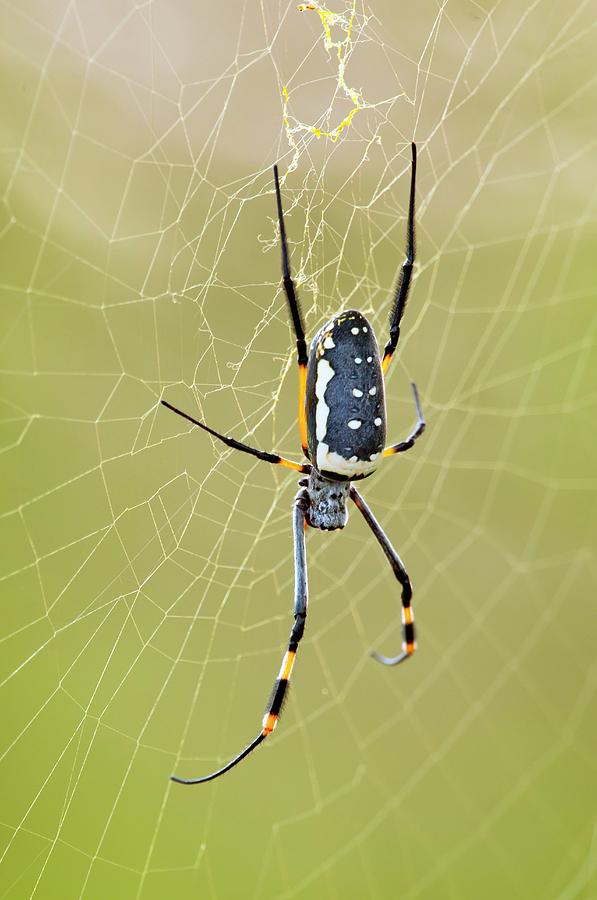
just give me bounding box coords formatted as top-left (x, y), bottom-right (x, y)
top-left (274, 165), bottom-right (309, 458)
top-left (350, 485), bottom-right (416, 666)
top-left (382, 142), bottom-right (417, 375)
top-left (170, 488), bottom-right (310, 784)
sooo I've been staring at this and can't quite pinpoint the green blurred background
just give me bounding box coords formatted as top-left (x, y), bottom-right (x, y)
top-left (1, 1), bottom-right (596, 898)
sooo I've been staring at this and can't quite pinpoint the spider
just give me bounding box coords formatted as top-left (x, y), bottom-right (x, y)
top-left (162, 143), bottom-right (424, 784)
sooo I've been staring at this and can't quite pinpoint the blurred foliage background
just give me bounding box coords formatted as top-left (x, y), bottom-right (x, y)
top-left (1, 1), bottom-right (596, 898)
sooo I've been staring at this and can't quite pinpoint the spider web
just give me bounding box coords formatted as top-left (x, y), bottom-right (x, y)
top-left (1, 1), bottom-right (596, 898)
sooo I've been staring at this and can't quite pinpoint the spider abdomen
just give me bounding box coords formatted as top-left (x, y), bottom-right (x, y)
top-left (305, 310), bottom-right (386, 481)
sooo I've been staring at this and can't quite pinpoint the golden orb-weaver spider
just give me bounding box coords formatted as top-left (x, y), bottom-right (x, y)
top-left (162, 143), bottom-right (424, 783)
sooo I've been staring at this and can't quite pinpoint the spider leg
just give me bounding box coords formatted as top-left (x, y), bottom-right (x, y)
top-left (170, 489), bottom-right (310, 784)
top-left (273, 165), bottom-right (309, 457)
top-left (383, 382), bottom-right (425, 457)
top-left (382, 143), bottom-right (417, 376)
top-left (349, 485), bottom-right (416, 666)
top-left (161, 400), bottom-right (310, 474)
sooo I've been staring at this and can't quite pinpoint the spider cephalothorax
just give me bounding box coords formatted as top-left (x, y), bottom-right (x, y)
top-left (161, 143), bottom-right (425, 784)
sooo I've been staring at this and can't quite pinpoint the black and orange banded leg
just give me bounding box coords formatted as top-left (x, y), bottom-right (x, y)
top-left (350, 485), bottom-right (416, 666)
top-left (383, 382), bottom-right (425, 457)
top-left (273, 165), bottom-right (309, 457)
top-left (263, 489), bottom-right (309, 736)
top-left (382, 142), bottom-right (417, 376)
top-left (160, 400), bottom-right (310, 474)
top-left (170, 489), bottom-right (310, 784)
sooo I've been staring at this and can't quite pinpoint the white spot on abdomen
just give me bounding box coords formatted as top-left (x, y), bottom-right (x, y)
top-left (317, 443), bottom-right (380, 477)
top-left (351, 327), bottom-right (359, 335)
top-left (369, 387), bottom-right (376, 396)
top-left (374, 417), bottom-right (382, 426)
top-left (355, 357), bottom-right (362, 364)
top-left (348, 420), bottom-right (362, 430)
top-left (323, 336), bottom-right (335, 349)
top-left (315, 359), bottom-right (335, 441)
top-left (352, 388), bottom-right (363, 398)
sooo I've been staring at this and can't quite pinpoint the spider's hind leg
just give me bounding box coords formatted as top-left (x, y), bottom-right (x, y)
top-left (262, 488), bottom-right (309, 733)
top-left (350, 485), bottom-right (416, 666)
top-left (170, 488), bottom-right (310, 784)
